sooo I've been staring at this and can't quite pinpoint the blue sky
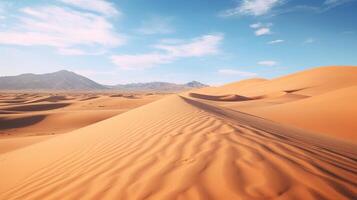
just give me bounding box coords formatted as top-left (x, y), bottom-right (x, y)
top-left (0, 0), bottom-right (356, 85)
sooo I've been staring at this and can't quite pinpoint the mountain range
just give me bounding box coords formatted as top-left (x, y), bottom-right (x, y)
top-left (0, 70), bottom-right (208, 92)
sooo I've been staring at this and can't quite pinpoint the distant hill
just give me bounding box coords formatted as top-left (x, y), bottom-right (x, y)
top-left (185, 81), bottom-right (207, 88)
top-left (112, 81), bottom-right (208, 92)
top-left (0, 70), bottom-right (106, 90)
top-left (0, 70), bottom-right (208, 91)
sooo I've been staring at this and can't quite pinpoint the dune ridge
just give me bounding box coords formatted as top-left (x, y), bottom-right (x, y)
top-left (190, 66), bottom-right (357, 141)
top-left (247, 85), bottom-right (357, 140)
top-left (0, 93), bottom-right (165, 138)
top-left (0, 95), bottom-right (355, 200)
top-left (189, 93), bottom-right (252, 102)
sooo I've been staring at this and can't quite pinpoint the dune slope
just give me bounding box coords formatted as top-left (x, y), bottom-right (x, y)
top-left (197, 66), bottom-right (357, 97)
top-left (0, 93), bottom-right (164, 138)
top-left (0, 95), bottom-right (355, 200)
top-left (190, 66), bottom-right (357, 142)
top-left (247, 85), bottom-right (357, 141)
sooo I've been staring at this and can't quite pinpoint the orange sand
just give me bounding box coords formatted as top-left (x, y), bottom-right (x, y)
top-left (192, 66), bottom-right (357, 142)
top-left (0, 66), bottom-right (356, 199)
top-left (0, 94), bottom-right (355, 199)
top-left (0, 93), bottom-right (165, 154)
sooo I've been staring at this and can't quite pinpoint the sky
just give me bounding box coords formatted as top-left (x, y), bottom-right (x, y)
top-left (0, 0), bottom-right (356, 85)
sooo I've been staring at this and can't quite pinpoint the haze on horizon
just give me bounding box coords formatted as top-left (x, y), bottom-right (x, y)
top-left (0, 0), bottom-right (356, 85)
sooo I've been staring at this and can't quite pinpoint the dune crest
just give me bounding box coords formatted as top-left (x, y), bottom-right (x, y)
top-left (191, 66), bottom-right (357, 141)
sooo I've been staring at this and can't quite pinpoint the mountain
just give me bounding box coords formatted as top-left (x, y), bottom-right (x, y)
top-left (0, 70), bottom-right (208, 91)
top-left (185, 81), bottom-right (207, 88)
top-left (0, 70), bottom-right (106, 90)
top-left (112, 81), bottom-right (208, 92)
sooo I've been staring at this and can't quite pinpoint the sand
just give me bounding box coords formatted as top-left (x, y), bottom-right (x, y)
top-left (247, 85), bottom-right (357, 140)
top-left (0, 94), bottom-right (355, 199)
top-left (0, 93), bottom-right (165, 137)
top-left (0, 66), bottom-right (356, 199)
top-left (192, 66), bottom-right (357, 142)
top-left (0, 93), bottom-right (165, 154)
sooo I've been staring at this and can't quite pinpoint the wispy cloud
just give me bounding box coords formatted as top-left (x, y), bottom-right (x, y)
top-left (324, 0), bottom-right (355, 7)
top-left (0, 1), bottom-right (9, 20)
top-left (58, 48), bottom-right (106, 56)
top-left (250, 22), bottom-right (272, 36)
top-left (255, 28), bottom-right (271, 36)
top-left (250, 22), bottom-right (263, 29)
top-left (137, 17), bottom-right (175, 35)
top-left (220, 0), bottom-right (283, 17)
top-left (221, 0), bottom-right (355, 18)
top-left (274, 0), bottom-right (356, 15)
top-left (258, 60), bottom-right (278, 66)
top-left (60, 0), bottom-right (120, 17)
top-left (0, 3), bottom-right (124, 55)
top-left (218, 69), bottom-right (257, 77)
top-left (303, 38), bottom-right (315, 44)
top-left (111, 34), bottom-right (223, 70)
top-left (268, 39), bottom-right (284, 44)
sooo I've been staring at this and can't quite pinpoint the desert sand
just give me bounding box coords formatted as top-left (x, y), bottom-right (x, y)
top-left (0, 66), bottom-right (356, 199)
top-left (0, 93), bottom-right (165, 153)
top-left (192, 66), bottom-right (357, 142)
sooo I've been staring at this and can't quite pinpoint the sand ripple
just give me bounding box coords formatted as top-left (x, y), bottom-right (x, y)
top-left (0, 95), bottom-right (355, 199)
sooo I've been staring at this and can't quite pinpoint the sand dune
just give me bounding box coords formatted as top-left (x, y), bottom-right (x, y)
top-left (198, 66), bottom-right (357, 97)
top-left (189, 93), bottom-right (252, 101)
top-left (194, 78), bottom-right (267, 96)
top-left (0, 95), bottom-right (355, 199)
top-left (0, 110), bottom-right (120, 138)
top-left (3, 103), bottom-right (71, 112)
top-left (247, 85), bottom-right (357, 141)
top-left (0, 93), bottom-right (165, 137)
top-left (28, 95), bottom-right (73, 103)
top-left (0, 115), bottom-right (47, 130)
top-left (191, 66), bottom-right (357, 142)
top-left (0, 135), bottom-right (55, 154)
top-left (0, 66), bottom-right (356, 199)
top-left (0, 93), bottom-right (165, 154)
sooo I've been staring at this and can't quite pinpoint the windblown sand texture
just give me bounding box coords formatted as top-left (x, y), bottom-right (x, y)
top-left (0, 93), bottom-right (165, 153)
top-left (0, 66), bottom-right (356, 199)
top-left (191, 66), bottom-right (357, 142)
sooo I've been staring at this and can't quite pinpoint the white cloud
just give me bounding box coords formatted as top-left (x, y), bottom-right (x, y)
top-left (137, 17), bottom-right (175, 35)
top-left (221, 0), bottom-right (282, 17)
top-left (154, 34), bottom-right (222, 57)
top-left (0, 5), bottom-right (124, 55)
top-left (218, 69), bottom-right (257, 77)
top-left (268, 39), bottom-right (284, 44)
top-left (220, 0), bottom-right (354, 17)
top-left (250, 22), bottom-right (272, 36)
top-left (111, 34), bottom-right (223, 70)
top-left (258, 60), bottom-right (278, 66)
top-left (60, 0), bottom-right (119, 16)
top-left (255, 27), bottom-right (271, 36)
top-left (250, 22), bottom-right (263, 29)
